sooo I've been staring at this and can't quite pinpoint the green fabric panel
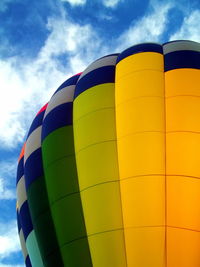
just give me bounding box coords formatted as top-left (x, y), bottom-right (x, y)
top-left (43, 250), bottom-right (65, 267)
top-left (27, 176), bottom-right (48, 222)
top-left (27, 176), bottom-right (63, 265)
top-left (61, 238), bottom-right (92, 267)
top-left (42, 122), bottom-right (92, 265)
top-left (44, 156), bottom-right (79, 205)
top-left (51, 193), bottom-right (87, 246)
top-left (34, 211), bottom-right (63, 265)
top-left (26, 231), bottom-right (44, 267)
top-left (42, 126), bottom-right (74, 169)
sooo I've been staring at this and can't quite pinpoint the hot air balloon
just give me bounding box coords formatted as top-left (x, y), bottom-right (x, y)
top-left (16, 40), bottom-right (200, 267)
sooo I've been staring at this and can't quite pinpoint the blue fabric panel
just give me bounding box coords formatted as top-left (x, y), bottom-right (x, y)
top-left (24, 148), bottom-right (43, 190)
top-left (164, 50), bottom-right (200, 71)
top-left (42, 102), bottom-right (73, 141)
top-left (17, 157), bottom-right (24, 185)
top-left (96, 53), bottom-right (119, 60)
top-left (74, 66), bottom-right (116, 98)
top-left (53, 74), bottom-right (80, 95)
top-left (27, 110), bottom-right (45, 139)
top-left (117, 43), bottom-right (163, 63)
top-left (25, 255), bottom-right (32, 267)
top-left (20, 201), bottom-right (33, 240)
top-left (17, 209), bottom-right (21, 233)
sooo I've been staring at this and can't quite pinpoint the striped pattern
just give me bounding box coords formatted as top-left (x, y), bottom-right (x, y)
top-left (17, 40), bottom-right (200, 267)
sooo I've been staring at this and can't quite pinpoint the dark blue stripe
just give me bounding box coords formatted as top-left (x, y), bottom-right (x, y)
top-left (17, 157), bottom-right (24, 185)
top-left (27, 110), bottom-right (45, 138)
top-left (163, 40), bottom-right (192, 46)
top-left (53, 74), bottom-right (80, 95)
top-left (164, 50), bottom-right (200, 71)
top-left (117, 43), bottom-right (163, 63)
top-left (42, 102), bottom-right (73, 141)
top-left (20, 201), bottom-right (33, 240)
top-left (25, 255), bottom-right (32, 267)
top-left (24, 148), bottom-right (43, 189)
top-left (96, 53), bottom-right (119, 60)
top-left (74, 66), bottom-right (115, 99)
top-left (17, 209), bottom-right (21, 233)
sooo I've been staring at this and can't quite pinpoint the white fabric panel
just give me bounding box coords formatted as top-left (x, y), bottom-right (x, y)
top-left (163, 40), bottom-right (200, 54)
top-left (17, 176), bottom-right (27, 210)
top-left (78, 55), bottom-right (118, 80)
top-left (24, 126), bottom-right (41, 163)
top-left (44, 85), bottom-right (75, 119)
top-left (19, 229), bottom-right (28, 259)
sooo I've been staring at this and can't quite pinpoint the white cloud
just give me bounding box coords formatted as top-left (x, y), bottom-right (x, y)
top-left (0, 160), bottom-right (17, 200)
top-left (170, 10), bottom-right (200, 42)
top-left (102, 0), bottom-right (121, 8)
top-left (0, 221), bottom-right (21, 259)
top-left (0, 178), bottom-right (15, 200)
top-left (60, 0), bottom-right (86, 6)
top-left (116, 2), bottom-right (172, 50)
top-left (0, 16), bottom-right (104, 149)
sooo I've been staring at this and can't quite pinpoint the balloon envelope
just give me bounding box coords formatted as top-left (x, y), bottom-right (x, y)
top-left (17, 40), bottom-right (200, 267)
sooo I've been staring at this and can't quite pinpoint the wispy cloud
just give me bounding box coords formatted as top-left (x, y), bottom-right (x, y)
top-left (116, 2), bottom-right (172, 50)
top-left (60, 0), bottom-right (86, 5)
top-left (170, 10), bottom-right (200, 42)
top-left (102, 0), bottom-right (121, 8)
top-left (0, 14), bottom-right (103, 149)
top-left (0, 160), bottom-right (17, 200)
top-left (0, 221), bottom-right (21, 259)
top-left (0, 0), bottom-right (13, 12)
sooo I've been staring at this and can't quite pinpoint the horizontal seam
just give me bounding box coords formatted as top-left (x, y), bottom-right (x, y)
top-left (117, 130), bottom-right (200, 140)
top-left (50, 180), bottom-right (120, 206)
top-left (61, 224), bottom-right (200, 248)
top-left (117, 131), bottom-right (165, 140)
top-left (167, 130), bottom-right (200, 134)
top-left (76, 139), bottom-right (116, 154)
top-left (120, 174), bottom-right (200, 181)
top-left (80, 179), bottom-right (119, 192)
top-left (50, 191), bottom-right (80, 207)
top-left (74, 107), bottom-right (114, 123)
top-left (166, 95), bottom-right (200, 99)
top-left (116, 95), bottom-right (164, 107)
top-left (116, 69), bottom-right (163, 82)
top-left (60, 228), bottom-right (123, 247)
top-left (43, 153), bottom-right (75, 169)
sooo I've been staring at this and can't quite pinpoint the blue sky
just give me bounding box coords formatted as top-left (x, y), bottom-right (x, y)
top-left (0, 0), bottom-right (199, 266)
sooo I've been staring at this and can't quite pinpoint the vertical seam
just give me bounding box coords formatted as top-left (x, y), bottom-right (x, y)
top-left (115, 64), bottom-right (128, 267)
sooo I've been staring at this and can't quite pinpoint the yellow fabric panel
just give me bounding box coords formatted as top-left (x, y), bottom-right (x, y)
top-left (75, 141), bottom-right (119, 190)
top-left (117, 132), bottom-right (165, 179)
top-left (73, 82), bottom-right (126, 267)
top-left (165, 67), bottom-right (200, 266)
top-left (81, 182), bottom-right (123, 235)
top-left (73, 83), bottom-right (115, 120)
top-left (88, 230), bottom-right (127, 267)
top-left (165, 69), bottom-right (200, 97)
top-left (116, 96), bottom-right (164, 138)
top-left (166, 96), bottom-right (200, 132)
top-left (124, 227), bottom-right (165, 267)
top-left (116, 70), bottom-right (164, 105)
top-left (115, 51), bottom-right (165, 267)
top-left (116, 52), bottom-right (163, 81)
top-left (120, 176), bottom-right (165, 228)
top-left (167, 176), bottom-right (200, 231)
top-left (166, 132), bottom-right (200, 177)
top-left (74, 108), bottom-right (116, 151)
top-left (167, 227), bottom-right (200, 267)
